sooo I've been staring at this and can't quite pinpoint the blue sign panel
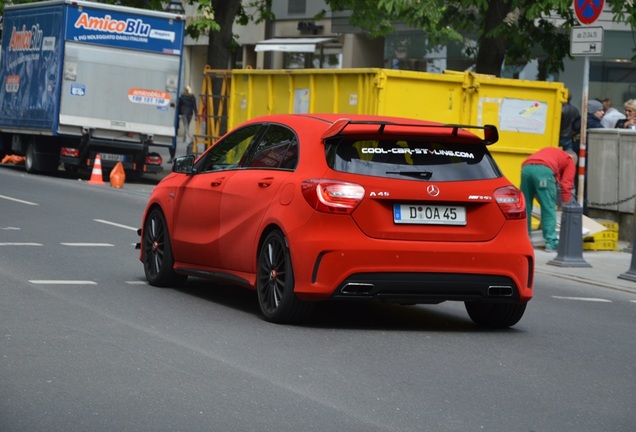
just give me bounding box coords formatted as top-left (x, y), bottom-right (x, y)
top-left (0, 4), bottom-right (64, 130)
top-left (65, 5), bottom-right (184, 55)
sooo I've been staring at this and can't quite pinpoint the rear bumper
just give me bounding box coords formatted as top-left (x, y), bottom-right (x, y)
top-left (287, 222), bottom-right (534, 303)
top-left (141, 163), bottom-right (163, 174)
top-left (60, 155), bottom-right (163, 174)
top-left (333, 272), bottom-right (523, 303)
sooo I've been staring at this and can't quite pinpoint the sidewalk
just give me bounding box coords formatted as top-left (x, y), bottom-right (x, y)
top-left (534, 239), bottom-right (636, 294)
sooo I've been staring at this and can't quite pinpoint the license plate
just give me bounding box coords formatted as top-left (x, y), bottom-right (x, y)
top-left (393, 204), bottom-right (466, 225)
top-left (100, 153), bottom-right (124, 162)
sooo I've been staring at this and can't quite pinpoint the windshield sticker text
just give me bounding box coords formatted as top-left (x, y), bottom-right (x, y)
top-left (361, 147), bottom-right (475, 159)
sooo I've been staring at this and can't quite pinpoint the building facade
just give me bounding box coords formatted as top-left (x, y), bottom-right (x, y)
top-left (179, 0), bottom-right (636, 117)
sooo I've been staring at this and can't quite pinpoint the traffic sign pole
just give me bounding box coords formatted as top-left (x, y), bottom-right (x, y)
top-left (578, 56), bottom-right (589, 205)
top-left (572, 0), bottom-right (604, 205)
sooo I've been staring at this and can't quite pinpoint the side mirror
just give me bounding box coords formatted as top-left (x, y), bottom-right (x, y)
top-left (173, 154), bottom-right (195, 174)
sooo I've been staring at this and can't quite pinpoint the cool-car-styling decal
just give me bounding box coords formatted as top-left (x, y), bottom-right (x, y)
top-left (360, 147), bottom-right (475, 159)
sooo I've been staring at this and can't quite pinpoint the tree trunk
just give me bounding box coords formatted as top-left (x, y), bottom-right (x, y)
top-left (206, 0), bottom-right (241, 136)
top-left (475, 0), bottom-right (512, 77)
top-left (207, 0), bottom-right (241, 70)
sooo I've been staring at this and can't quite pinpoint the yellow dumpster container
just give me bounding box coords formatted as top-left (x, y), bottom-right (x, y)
top-left (228, 68), bottom-right (566, 187)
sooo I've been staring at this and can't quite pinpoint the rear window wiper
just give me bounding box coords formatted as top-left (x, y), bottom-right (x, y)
top-left (386, 171), bottom-right (433, 180)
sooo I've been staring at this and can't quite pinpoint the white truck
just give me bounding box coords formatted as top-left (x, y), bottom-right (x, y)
top-left (0, 0), bottom-right (185, 177)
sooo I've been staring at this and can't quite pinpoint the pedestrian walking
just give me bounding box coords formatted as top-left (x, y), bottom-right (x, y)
top-left (520, 147), bottom-right (577, 252)
top-left (179, 86), bottom-right (197, 140)
top-left (169, 86), bottom-right (198, 163)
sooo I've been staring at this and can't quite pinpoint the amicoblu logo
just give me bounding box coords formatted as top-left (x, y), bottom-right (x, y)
top-left (9, 24), bottom-right (44, 52)
top-left (74, 12), bottom-right (151, 37)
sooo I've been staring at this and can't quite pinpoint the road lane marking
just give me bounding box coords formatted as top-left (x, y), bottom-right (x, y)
top-left (0, 242), bottom-right (42, 246)
top-left (29, 280), bottom-right (97, 285)
top-left (125, 281), bottom-right (148, 285)
top-left (60, 243), bottom-right (114, 247)
top-left (94, 219), bottom-right (138, 231)
top-left (0, 194), bottom-right (38, 206)
top-left (552, 296), bottom-right (612, 302)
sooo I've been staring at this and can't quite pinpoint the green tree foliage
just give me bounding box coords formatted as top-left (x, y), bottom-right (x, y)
top-left (324, 1), bottom-right (542, 76)
top-left (1, 0), bottom-right (635, 77)
top-left (326, 0), bottom-right (636, 77)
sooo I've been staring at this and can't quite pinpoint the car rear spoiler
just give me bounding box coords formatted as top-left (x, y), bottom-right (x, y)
top-left (320, 118), bottom-right (499, 146)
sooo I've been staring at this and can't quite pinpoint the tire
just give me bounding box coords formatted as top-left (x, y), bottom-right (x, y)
top-left (465, 302), bottom-right (527, 328)
top-left (142, 208), bottom-right (187, 287)
top-left (257, 230), bottom-right (311, 323)
top-left (25, 141), bottom-right (37, 174)
top-left (0, 134), bottom-right (10, 159)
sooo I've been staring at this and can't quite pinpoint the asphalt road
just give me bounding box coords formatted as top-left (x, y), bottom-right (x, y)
top-left (1, 166), bottom-right (635, 432)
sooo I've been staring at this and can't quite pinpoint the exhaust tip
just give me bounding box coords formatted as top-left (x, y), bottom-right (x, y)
top-left (341, 283), bottom-right (374, 295)
top-left (488, 286), bottom-right (513, 297)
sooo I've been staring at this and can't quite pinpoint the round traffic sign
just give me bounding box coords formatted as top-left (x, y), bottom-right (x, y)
top-left (574, 0), bottom-right (605, 25)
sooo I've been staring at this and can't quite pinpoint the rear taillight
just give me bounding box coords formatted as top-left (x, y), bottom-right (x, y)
top-left (60, 147), bottom-right (79, 158)
top-left (145, 154), bottom-right (162, 165)
top-left (494, 185), bottom-right (526, 220)
top-left (301, 179), bottom-right (365, 214)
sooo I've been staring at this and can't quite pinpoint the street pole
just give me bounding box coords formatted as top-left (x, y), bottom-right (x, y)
top-left (577, 55), bottom-right (589, 205)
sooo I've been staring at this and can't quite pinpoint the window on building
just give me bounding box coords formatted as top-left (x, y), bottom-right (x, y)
top-left (288, 0), bottom-right (306, 15)
top-left (284, 52), bottom-right (342, 69)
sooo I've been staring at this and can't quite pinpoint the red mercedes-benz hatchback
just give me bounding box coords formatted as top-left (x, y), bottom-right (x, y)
top-left (139, 114), bottom-right (534, 327)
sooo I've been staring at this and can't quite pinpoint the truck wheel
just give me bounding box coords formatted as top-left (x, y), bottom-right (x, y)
top-left (0, 134), bottom-right (9, 158)
top-left (25, 142), bottom-right (37, 174)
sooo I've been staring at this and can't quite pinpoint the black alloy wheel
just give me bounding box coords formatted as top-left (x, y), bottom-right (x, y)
top-left (142, 208), bottom-right (187, 287)
top-left (257, 230), bottom-right (310, 323)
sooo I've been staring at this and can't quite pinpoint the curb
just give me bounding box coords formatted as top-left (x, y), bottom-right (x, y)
top-left (535, 267), bottom-right (636, 294)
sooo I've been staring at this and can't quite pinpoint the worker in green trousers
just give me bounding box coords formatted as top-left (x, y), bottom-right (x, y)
top-left (520, 147), bottom-right (577, 252)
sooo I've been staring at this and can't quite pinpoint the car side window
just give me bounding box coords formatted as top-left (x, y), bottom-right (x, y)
top-left (197, 124), bottom-right (262, 172)
top-left (243, 124), bottom-right (298, 169)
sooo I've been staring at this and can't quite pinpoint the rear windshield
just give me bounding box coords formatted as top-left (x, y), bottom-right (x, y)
top-left (325, 138), bottom-right (502, 181)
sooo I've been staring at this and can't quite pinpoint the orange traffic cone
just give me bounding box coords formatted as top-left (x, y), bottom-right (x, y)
top-left (110, 161), bottom-right (125, 188)
top-left (88, 154), bottom-right (105, 185)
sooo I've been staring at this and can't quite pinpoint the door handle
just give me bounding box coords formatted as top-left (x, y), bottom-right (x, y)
top-left (258, 177), bottom-right (274, 188)
top-left (210, 177), bottom-right (225, 187)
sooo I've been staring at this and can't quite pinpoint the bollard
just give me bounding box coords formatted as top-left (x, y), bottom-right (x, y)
top-left (618, 219), bottom-right (636, 282)
top-left (548, 202), bottom-right (591, 267)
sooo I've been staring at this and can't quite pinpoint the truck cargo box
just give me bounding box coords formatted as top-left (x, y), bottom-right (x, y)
top-left (0, 0), bottom-right (185, 175)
